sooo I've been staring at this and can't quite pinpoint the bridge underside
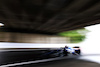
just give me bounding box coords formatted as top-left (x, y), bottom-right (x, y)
top-left (0, 0), bottom-right (100, 35)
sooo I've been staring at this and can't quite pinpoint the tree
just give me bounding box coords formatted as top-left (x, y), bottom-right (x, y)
top-left (58, 28), bottom-right (89, 43)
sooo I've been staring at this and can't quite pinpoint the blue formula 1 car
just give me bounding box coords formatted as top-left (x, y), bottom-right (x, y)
top-left (40, 46), bottom-right (81, 58)
top-left (63, 46), bottom-right (81, 56)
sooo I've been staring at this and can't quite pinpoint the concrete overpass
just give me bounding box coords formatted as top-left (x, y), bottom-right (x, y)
top-left (0, 0), bottom-right (100, 43)
top-left (0, 0), bottom-right (100, 35)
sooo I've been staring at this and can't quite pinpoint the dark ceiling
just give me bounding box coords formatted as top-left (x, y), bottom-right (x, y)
top-left (0, 0), bottom-right (100, 35)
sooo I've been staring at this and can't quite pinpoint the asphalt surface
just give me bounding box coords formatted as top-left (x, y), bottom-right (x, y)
top-left (0, 50), bottom-right (100, 67)
top-left (0, 51), bottom-right (54, 65)
top-left (16, 58), bottom-right (100, 67)
top-left (0, 49), bottom-right (64, 66)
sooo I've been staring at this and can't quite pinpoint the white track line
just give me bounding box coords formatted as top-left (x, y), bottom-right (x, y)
top-left (0, 49), bottom-right (46, 52)
top-left (0, 48), bottom-right (59, 52)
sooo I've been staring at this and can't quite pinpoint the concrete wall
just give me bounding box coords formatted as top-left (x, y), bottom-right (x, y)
top-left (0, 32), bottom-right (70, 44)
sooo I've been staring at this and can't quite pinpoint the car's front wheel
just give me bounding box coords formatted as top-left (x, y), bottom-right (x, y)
top-left (75, 50), bottom-right (81, 55)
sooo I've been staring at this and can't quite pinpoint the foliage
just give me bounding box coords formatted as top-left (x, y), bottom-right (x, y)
top-left (58, 28), bottom-right (89, 43)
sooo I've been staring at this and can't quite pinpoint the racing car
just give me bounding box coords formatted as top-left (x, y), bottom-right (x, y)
top-left (63, 46), bottom-right (81, 56)
top-left (41, 46), bottom-right (81, 57)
